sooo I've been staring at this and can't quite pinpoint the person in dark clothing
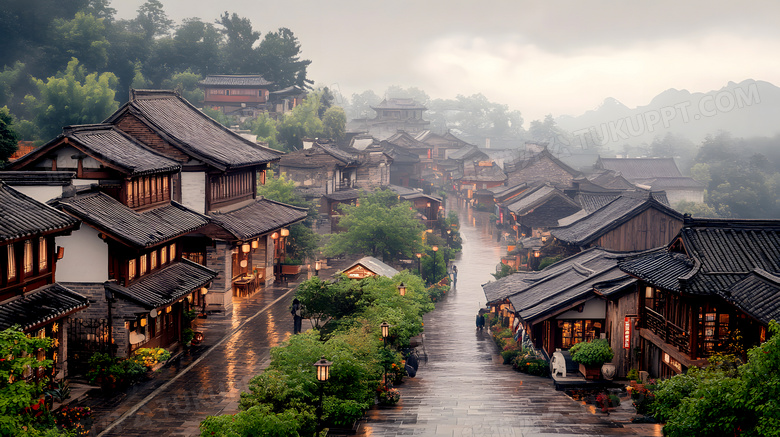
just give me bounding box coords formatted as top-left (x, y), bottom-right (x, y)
top-left (291, 298), bottom-right (302, 334)
top-left (476, 313), bottom-right (484, 330)
top-left (452, 265), bottom-right (458, 284)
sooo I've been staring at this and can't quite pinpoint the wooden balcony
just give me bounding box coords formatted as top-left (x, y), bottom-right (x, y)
top-left (645, 307), bottom-right (690, 355)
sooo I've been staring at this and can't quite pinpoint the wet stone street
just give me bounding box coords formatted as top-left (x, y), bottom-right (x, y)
top-left (87, 206), bottom-right (661, 436)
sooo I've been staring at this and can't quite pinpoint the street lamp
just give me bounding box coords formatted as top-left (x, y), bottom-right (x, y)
top-left (397, 282), bottom-right (406, 296)
top-left (431, 246), bottom-right (439, 284)
top-left (380, 322), bottom-right (391, 389)
top-left (313, 356), bottom-right (332, 436)
top-left (314, 259), bottom-right (322, 276)
top-left (415, 253), bottom-right (422, 277)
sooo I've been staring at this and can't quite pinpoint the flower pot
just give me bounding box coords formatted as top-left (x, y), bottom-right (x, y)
top-left (601, 363), bottom-right (616, 380)
top-left (579, 363), bottom-right (602, 380)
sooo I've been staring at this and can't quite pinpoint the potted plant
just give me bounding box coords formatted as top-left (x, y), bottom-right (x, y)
top-left (281, 258), bottom-right (303, 275)
top-left (569, 339), bottom-right (614, 380)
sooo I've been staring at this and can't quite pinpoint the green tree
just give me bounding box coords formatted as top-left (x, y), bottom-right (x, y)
top-left (277, 92), bottom-right (323, 151)
top-left (161, 69), bottom-right (204, 104)
top-left (130, 61), bottom-right (151, 89)
top-left (322, 106), bottom-right (346, 142)
top-left (256, 27), bottom-right (311, 89)
top-left (201, 106), bottom-right (232, 127)
top-left (673, 200), bottom-right (720, 218)
top-left (217, 12), bottom-right (260, 73)
top-left (0, 62), bottom-right (26, 111)
top-left (347, 89), bottom-right (381, 120)
top-left (246, 113), bottom-right (280, 150)
top-left (23, 58), bottom-right (119, 140)
top-left (257, 170), bottom-right (320, 261)
top-left (49, 12), bottom-right (110, 72)
top-left (132, 0), bottom-right (172, 41)
top-left (0, 107), bottom-right (19, 165)
top-left (324, 189), bottom-right (423, 263)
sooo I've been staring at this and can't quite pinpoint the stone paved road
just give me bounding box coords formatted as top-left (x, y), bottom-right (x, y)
top-left (352, 206), bottom-right (662, 437)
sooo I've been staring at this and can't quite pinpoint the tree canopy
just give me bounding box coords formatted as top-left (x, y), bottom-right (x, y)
top-left (324, 189), bottom-right (423, 263)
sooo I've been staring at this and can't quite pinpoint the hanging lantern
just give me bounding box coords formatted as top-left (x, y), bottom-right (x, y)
top-left (313, 356), bottom-right (332, 382)
top-left (200, 287), bottom-right (208, 295)
top-left (281, 228), bottom-right (290, 237)
top-left (251, 240), bottom-right (259, 249)
top-left (140, 317), bottom-right (147, 327)
top-left (240, 259), bottom-right (248, 268)
top-left (271, 232), bottom-right (279, 240)
top-left (150, 309), bottom-right (158, 318)
top-left (241, 243), bottom-right (251, 253)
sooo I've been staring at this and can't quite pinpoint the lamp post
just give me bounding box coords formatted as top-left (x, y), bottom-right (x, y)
top-left (313, 356), bottom-right (332, 437)
top-left (314, 259), bottom-right (322, 276)
top-left (271, 232), bottom-right (280, 283)
top-left (415, 253), bottom-right (422, 277)
top-left (380, 321), bottom-right (391, 389)
top-left (431, 246), bottom-right (439, 284)
top-left (200, 287), bottom-right (208, 316)
top-left (397, 282), bottom-right (406, 296)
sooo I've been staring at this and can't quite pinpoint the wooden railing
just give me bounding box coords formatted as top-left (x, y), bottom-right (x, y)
top-left (645, 307), bottom-right (690, 355)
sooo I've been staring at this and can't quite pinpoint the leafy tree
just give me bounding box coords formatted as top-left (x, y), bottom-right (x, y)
top-left (427, 93), bottom-right (524, 144)
top-left (49, 12), bottom-right (110, 72)
top-left (0, 107), bottom-right (20, 165)
top-left (22, 58), bottom-right (119, 140)
top-left (246, 113), bottom-right (280, 150)
top-left (217, 12), bottom-right (260, 73)
top-left (161, 69), bottom-right (204, 104)
top-left (0, 62), bottom-right (26, 111)
top-left (385, 85), bottom-right (430, 105)
top-left (322, 106), bottom-right (346, 142)
top-left (133, 0), bottom-right (172, 41)
top-left (257, 170), bottom-right (320, 261)
top-left (130, 61), bottom-right (151, 89)
top-left (277, 92), bottom-right (323, 151)
top-left (347, 89), bottom-right (382, 120)
top-left (171, 19), bottom-right (222, 76)
top-left (324, 189), bottom-right (423, 263)
top-left (318, 87), bottom-right (334, 118)
top-left (673, 200), bottom-right (720, 218)
top-left (256, 28), bottom-right (311, 89)
top-left (0, 326), bottom-right (56, 435)
top-left (200, 106), bottom-right (232, 127)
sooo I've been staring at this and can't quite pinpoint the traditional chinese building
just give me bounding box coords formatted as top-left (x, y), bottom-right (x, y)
top-left (0, 181), bottom-right (87, 379)
top-left (618, 217), bottom-right (780, 378)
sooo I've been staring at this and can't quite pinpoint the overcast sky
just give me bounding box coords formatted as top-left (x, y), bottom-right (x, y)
top-left (116, 0), bottom-right (780, 124)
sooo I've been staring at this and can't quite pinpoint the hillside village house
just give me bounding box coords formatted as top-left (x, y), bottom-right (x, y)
top-left (619, 217), bottom-right (780, 378)
top-left (348, 98), bottom-right (430, 140)
top-left (483, 248), bottom-right (641, 377)
top-left (8, 124), bottom-right (217, 366)
top-left (104, 90), bottom-right (307, 312)
top-left (504, 147), bottom-right (581, 189)
top-left (199, 74), bottom-right (273, 118)
top-left (595, 157), bottom-right (705, 205)
top-left (0, 181), bottom-right (87, 380)
top-left (339, 256), bottom-right (400, 280)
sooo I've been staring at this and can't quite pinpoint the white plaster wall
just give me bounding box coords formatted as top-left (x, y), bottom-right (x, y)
top-left (10, 185), bottom-right (63, 203)
top-left (181, 171), bottom-right (206, 214)
top-left (55, 225), bottom-right (109, 282)
top-left (555, 298), bottom-right (606, 320)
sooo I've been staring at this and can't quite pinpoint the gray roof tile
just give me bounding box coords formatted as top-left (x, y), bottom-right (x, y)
top-left (105, 259), bottom-right (217, 309)
top-left (209, 198), bottom-right (308, 240)
top-left (0, 283), bottom-right (89, 331)
top-left (0, 182), bottom-right (80, 243)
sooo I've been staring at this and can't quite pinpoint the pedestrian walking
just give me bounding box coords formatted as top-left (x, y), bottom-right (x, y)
top-left (291, 298), bottom-right (302, 334)
top-left (452, 265), bottom-right (458, 285)
top-left (475, 312), bottom-right (484, 331)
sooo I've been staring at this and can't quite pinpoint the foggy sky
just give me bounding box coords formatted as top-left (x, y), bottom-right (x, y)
top-left (116, 0), bottom-right (780, 124)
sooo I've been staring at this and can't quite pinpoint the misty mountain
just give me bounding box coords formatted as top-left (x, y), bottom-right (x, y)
top-left (556, 79), bottom-right (780, 148)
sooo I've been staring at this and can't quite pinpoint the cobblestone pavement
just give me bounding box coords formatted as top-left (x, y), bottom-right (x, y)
top-left (352, 206), bottom-right (662, 437)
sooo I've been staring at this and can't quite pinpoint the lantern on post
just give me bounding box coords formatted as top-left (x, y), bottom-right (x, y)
top-left (397, 282), bottom-right (407, 296)
top-left (313, 356), bottom-right (332, 436)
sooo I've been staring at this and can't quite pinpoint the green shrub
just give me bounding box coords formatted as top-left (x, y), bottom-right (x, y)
top-left (627, 368), bottom-right (640, 381)
top-left (512, 353), bottom-right (550, 377)
top-left (501, 349), bottom-right (520, 364)
top-left (200, 404), bottom-right (309, 437)
top-left (569, 339), bottom-right (614, 367)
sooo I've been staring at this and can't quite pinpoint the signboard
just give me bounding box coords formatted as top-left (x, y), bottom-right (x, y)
top-left (623, 317), bottom-right (631, 349)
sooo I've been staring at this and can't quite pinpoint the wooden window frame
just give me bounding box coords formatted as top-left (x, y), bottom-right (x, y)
top-left (128, 258), bottom-right (137, 282)
top-left (139, 254), bottom-right (148, 276)
top-left (23, 240), bottom-right (33, 275)
top-left (38, 237), bottom-right (47, 273)
top-left (7, 244), bottom-right (16, 281)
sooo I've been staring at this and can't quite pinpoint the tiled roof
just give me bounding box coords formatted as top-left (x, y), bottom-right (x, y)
top-left (324, 189), bottom-right (361, 201)
top-left (483, 248), bottom-right (637, 322)
top-left (270, 85), bottom-right (306, 95)
top-left (106, 259), bottom-right (217, 309)
top-left (339, 256), bottom-right (400, 278)
top-left (506, 185), bottom-right (579, 216)
top-left (618, 249), bottom-right (694, 292)
top-left (505, 148), bottom-right (580, 177)
top-left (371, 98), bottom-right (427, 110)
top-left (54, 124), bottom-right (179, 176)
top-left (0, 283), bottom-right (89, 331)
top-left (459, 163), bottom-right (507, 182)
top-left (199, 75), bottom-right (272, 87)
top-left (619, 218), bottom-right (780, 297)
top-left (0, 182), bottom-right (79, 243)
top-left (552, 193), bottom-right (682, 245)
top-left (107, 90), bottom-right (281, 170)
top-left (448, 145), bottom-right (486, 161)
top-left (720, 269), bottom-right (780, 324)
top-left (634, 177), bottom-right (706, 190)
top-left (597, 157), bottom-right (682, 180)
top-left (587, 170), bottom-right (637, 190)
top-left (52, 191), bottom-right (209, 248)
top-left (384, 132), bottom-right (428, 149)
top-left (0, 171), bottom-right (75, 186)
top-left (209, 198), bottom-right (308, 240)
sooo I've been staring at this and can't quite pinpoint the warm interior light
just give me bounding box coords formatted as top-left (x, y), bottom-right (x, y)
top-left (271, 232), bottom-right (279, 240)
top-left (315, 260), bottom-right (322, 271)
top-left (397, 282), bottom-right (407, 296)
top-left (200, 287), bottom-right (208, 295)
top-left (380, 321), bottom-right (390, 338)
top-left (432, 246), bottom-right (438, 252)
top-left (241, 243), bottom-right (251, 253)
top-left (240, 259), bottom-right (248, 268)
top-left (251, 240), bottom-right (259, 249)
top-left (415, 253), bottom-right (422, 259)
top-left (534, 250), bottom-right (540, 258)
top-left (140, 317), bottom-right (147, 327)
top-left (166, 306), bottom-right (172, 313)
top-left (314, 356), bottom-right (332, 382)
top-left (280, 228), bottom-right (290, 237)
